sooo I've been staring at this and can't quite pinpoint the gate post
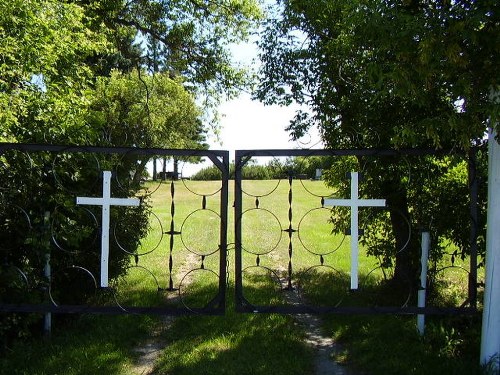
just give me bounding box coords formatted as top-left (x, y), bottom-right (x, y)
top-left (481, 126), bottom-right (500, 369)
top-left (417, 231), bottom-right (430, 336)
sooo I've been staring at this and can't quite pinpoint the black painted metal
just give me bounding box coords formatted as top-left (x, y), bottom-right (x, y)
top-left (0, 143), bottom-right (229, 316)
top-left (234, 148), bottom-right (481, 315)
top-left (0, 144), bottom-right (481, 317)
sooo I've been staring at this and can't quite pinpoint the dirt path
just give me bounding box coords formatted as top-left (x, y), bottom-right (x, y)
top-left (282, 287), bottom-right (361, 375)
top-left (129, 254), bottom-right (360, 375)
top-left (129, 252), bottom-right (200, 375)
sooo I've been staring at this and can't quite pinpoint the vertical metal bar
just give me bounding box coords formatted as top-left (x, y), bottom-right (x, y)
top-left (286, 174), bottom-right (293, 290)
top-left (43, 211), bottom-right (51, 338)
top-left (218, 151), bottom-right (230, 312)
top-left (234, 151), bottom-right (244, 310)
top-left (168, 180), bottom-right (175, 290)
top-left (468, 148), bottom-right (478, 309)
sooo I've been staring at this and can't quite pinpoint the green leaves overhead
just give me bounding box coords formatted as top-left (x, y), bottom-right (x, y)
top-left (0, 0), bottom-right (263, 144)
top-left (257, 0), bottom-right (499, 149)
top-left (0, 0), bottom-right (112, 143)
top-left (89, 0), bottom-right (263, 95)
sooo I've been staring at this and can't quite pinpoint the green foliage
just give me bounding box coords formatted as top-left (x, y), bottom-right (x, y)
top-left (257, 0), bottom-right (499, 148)
top-left (81, 0), bottom-right (263, 126)
top-left (0, 0), bottom-right (109, 143)
top-left (88, 69), bottom-right (204, 149)
top-left (191, 162), bottom-right (283, 180)
top-left (191, 156), bottom-right (335, 181)
top-left (257, 0), bottom-right (494, 281)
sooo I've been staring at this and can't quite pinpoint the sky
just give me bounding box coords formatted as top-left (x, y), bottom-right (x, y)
top-left (180, 37), bottom-right (322, 175)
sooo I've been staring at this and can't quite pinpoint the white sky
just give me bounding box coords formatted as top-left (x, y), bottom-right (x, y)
top-left (200, 39), bottom-right (322, 164)
top-left (181, 20), bottom-right (323, 176)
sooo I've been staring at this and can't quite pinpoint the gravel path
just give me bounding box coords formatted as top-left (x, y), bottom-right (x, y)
top-left (282, 287), bottom-right (361, 375)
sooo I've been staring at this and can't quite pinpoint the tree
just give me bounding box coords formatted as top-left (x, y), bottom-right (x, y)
top-left (74, 0), bottom-right (263, 126)
top-left (87, 69), bottom-right (207, 181)
top-left (0, 0), bottom-right (109, 144)
top-left (256, 0), bottom-right (498, 283)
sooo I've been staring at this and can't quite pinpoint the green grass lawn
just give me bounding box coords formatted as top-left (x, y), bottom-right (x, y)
top-left (0, 178), bottom-right (484, 375)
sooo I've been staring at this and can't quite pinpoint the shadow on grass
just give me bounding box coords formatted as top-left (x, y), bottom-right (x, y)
top-left (0, 313), bottom-right (156, 375)
top-left (295, 267), bottom-right (413, 308)
top-left (294, 269), bottom-right (483, 375)
top-left (154, 282), bottom-right (314, 375)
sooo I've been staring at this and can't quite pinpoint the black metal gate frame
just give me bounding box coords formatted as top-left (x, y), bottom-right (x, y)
top-left (0, 143), bottom-right (229, 316)
top-left (234, 148), bottom-right (480, 315)
top-left (0, 144), bottom-right (481, 316)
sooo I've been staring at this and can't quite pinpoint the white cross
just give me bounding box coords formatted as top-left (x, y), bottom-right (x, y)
top-left (76, 171), bottom-right (140, 287)
top-left (324, 172), bottom-right (386, 290)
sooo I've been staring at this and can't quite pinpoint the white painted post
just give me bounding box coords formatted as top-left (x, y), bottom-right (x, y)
top-left (417, 231), bottom-right (430, 336)
top-left (481, 127), bottom-right (500, 369)
top-left (324, 172), bottom-right (386, 289)
top-left (77, 171), bottom-right (140, 287)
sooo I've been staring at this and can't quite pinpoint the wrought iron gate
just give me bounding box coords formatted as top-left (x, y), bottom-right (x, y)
top-left (0, 143), bottom-right (229, 316)
top-left (234, 148), bottom-right (481, 315)
top-left (0, 144), bottom-right (482, 316)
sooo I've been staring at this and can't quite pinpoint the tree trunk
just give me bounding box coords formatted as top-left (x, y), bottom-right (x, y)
top-left (173, 158), bottom-right (179, 180)
top-left (162, 156), bottom-right (167, 180)
top-left (382, 177), bottom-right (419, 286)
top-left (133, 158), bottom-right (148, 185)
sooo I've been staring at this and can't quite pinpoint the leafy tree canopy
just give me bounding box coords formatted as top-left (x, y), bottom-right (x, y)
top-left (88, 69), bottom-right (204, 148)
top-left (0, 0), bottom-right (109, 143)
top-left (257, 0), bottom-right (499, 149)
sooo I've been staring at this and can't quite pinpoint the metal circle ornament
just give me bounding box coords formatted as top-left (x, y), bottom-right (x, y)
top-left (178, 267), bottom-right (220, 312)
top-left (240, 208), bottom-right (283, 255)
top-left (297, 207), bottom-right (346, 256)
top-left (180, 209), bottom-right (221, 257)
top-left (48, 266), bottom-right (98, 306)
top-left (114, 210), bottom-right (163, 256)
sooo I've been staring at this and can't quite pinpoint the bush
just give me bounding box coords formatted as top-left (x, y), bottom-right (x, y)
top-left (0, 149), bottom-right (150, 347)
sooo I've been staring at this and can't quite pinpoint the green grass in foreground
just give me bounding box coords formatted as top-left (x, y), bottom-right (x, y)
top-left (0, 314), bottom-right (154, 375)
top-left (153, 297), bottom-right (313, 375)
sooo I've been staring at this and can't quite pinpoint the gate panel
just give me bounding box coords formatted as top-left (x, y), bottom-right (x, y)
top-left (0, 144), bottom-right (229, 316)
top-left (234, 148), bottom-right (481, 315)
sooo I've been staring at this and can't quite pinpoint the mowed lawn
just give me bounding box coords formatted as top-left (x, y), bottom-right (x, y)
top-left (0, 178), bottom-right (481, 375)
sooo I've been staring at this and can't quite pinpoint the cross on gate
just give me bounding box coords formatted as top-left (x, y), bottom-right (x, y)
top-left (324, 172), bottom-right (386, 290)
top-left (77, 171), bottom-right (140, 287)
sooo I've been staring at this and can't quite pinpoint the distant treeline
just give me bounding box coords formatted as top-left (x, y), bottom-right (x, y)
top-left (191, 156), bottom-right (333, 180)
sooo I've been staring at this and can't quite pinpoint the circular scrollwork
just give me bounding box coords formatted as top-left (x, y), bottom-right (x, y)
top-left (180, 209), bottom-right (221, 257)
top-left (240, 208), bottom-right (283, 256)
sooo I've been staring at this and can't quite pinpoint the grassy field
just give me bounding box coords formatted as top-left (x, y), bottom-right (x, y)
top-left (0, 179), bottom-right (484, 374)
